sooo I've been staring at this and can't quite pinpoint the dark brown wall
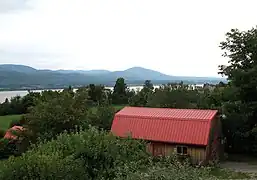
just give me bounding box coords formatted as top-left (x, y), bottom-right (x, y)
top-left (205, 115), bottom-right (223, 163)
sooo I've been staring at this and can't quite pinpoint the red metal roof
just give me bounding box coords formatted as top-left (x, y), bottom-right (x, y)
top-left (111, 107), bottom-right (218, 146)
top-left (4, 126), bottom-right (24, 140)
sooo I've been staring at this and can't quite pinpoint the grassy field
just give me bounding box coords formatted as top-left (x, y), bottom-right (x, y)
top-left (0, 114), bottom-right (22, 131)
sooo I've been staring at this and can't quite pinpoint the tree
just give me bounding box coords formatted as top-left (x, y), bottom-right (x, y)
top-left (21, 92), bottom-right (41, 113)
top-left (9, 96), bottom-right (23, 114)
top-left (87, 84), bottom-right (106, 105)
top-left (143, 80), bottom-right (154, 90)
top-left (0, 98), bottom-right (11, 115)
top-left (112, 78), bottom-right (129, 104)
top-left (62, 86), bottom-right (75, 96)
top-left (25, 90), bottom-right (91, 141)
top-left (87, 104), bottom-right (116, 130)
top-left (147, 83), bottom-right (200, 109)
top-left (219, 27), bottom-right (257, 154)
top-left (129, 80), bottom-right (154, 106)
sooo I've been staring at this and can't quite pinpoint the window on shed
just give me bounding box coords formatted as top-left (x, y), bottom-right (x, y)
top-left (176, 146), bottom-right (188, 155)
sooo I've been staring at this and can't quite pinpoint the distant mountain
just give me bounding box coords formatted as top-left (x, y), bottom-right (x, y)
top-left (122, 67), bottom-right (173, 80)
top-left (0, 64), bottom-right (37, 73)
top-left (0, 64), bottom-right (226, 89)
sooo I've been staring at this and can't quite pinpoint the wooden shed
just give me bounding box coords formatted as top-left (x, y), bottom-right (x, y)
top-left (111, 107), bottom-right (223, 164)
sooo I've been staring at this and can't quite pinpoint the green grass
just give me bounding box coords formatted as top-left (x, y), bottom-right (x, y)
top-left (0, 114), bottom-right (22, 131)
top-left (112, 105), bottom-right (126, 111)
top-left (0, 105), bottom-right (125, 132)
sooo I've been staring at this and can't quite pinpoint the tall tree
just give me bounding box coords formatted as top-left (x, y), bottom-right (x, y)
top-left (112, 78), bottom-right (128, 104)
top-left (87, 84), bottom-right (106, 105)
top-left (143, 80), bottom-right (154, 90)
top-left (219, 27), bottom-right (257, 153)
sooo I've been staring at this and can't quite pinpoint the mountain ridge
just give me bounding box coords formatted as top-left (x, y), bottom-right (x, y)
top-left (0, 64), bottom-right (226, 89)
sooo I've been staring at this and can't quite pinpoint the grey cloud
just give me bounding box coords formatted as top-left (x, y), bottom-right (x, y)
top-left (0, 49), bottom-right (62, 61)
top-left (0, 49), bottom-right (68, 69)
top-left (0, 0), bottom-right (30, 13)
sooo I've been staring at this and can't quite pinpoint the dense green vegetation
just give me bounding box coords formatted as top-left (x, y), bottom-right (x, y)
top-left (0, 128), bottom-right (249, 180)
top-left (0, 26), bottom-right (257, 179)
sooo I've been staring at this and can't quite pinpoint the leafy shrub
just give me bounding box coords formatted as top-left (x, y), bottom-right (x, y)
top-left (0, 127), bottom-right (150, 180)
top-left (24, 91), bottom-right (91, 141)
top-left (0, 128), bottom-right (242, 180)
top-left (119, 164), bottom-right (217, 180)
top-left (0, 152), bottom-right (88, 180)
top-left (0, 139), bottom-right (18, 159)
top-left (116, 156), bottom-right (216, 180)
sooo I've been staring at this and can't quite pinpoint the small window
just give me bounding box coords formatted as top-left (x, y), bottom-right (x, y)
top-left (176, 146), bottom-right (188, 155)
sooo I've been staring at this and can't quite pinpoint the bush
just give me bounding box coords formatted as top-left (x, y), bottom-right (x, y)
top-left (0, 139), bottom-right (18, 159)
top-left (0, 128), bottom-right (242, 180)
top-left (24, 91), bottom-right (91, 141)
top-left (0, 127), bottom-right (150, 180)
top-left (119, 165), bottom-right (216, 180)
top-left (0, 152), bottom-right (88, 180)
top-left (116, 156), bottom-right (217, 180)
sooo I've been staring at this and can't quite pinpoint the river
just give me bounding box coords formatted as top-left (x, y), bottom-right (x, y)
top-left (0, 86), bottom-right (154, 103)
top-left (0, 84), bottom-right (204, 103)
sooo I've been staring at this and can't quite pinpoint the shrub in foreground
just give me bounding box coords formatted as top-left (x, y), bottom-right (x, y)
top-left (0, 127), bottom-right (242, 180)
top-left (0, 127), bottom-right (149, 180)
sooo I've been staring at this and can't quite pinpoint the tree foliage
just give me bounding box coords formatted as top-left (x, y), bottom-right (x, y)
top-left (86, 84), bottom-right (106, 105)
top-left (147, 83), bottom-right (201, 109)
top-left (87, 105), bottom-right (116, 131)
top-left (0, 128), bottom-right (150, 180)
top-left (218, 27), bottom-right (257, 154)
top-left (112, 78), bottom-right (130, 104)
top-left (0, 128), bottom-right (222, 180)
top-left (24, 90), bottom-right (91, 141)
top-left (129, 80), bottom-right (154, 106)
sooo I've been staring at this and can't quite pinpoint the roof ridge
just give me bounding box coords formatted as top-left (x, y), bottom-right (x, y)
top-left (116, 114), bottom-right (213, 122)
top-left (123, 106), bottom-right (218, 111)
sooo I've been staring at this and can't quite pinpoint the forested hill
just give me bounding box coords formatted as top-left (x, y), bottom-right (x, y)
top-left (0, 64), bottom-right (226, 89)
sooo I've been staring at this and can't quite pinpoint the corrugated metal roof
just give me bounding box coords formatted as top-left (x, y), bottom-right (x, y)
top-left (111, 107), bottom-right (218, 146)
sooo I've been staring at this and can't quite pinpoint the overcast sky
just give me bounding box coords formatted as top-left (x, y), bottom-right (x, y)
top-left (0, 0), bottom-right (256, 77)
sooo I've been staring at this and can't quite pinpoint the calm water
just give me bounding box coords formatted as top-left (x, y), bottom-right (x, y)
top-left (0, 86), bottom-right (157, 103)
top-left (0, 84), bottom-right (203, 103)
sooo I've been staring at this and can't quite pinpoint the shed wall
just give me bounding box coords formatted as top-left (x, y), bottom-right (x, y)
top-left (205, 116), bottom-right (223, 163)
top-left (147, 142), bottom-right (206, 164)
